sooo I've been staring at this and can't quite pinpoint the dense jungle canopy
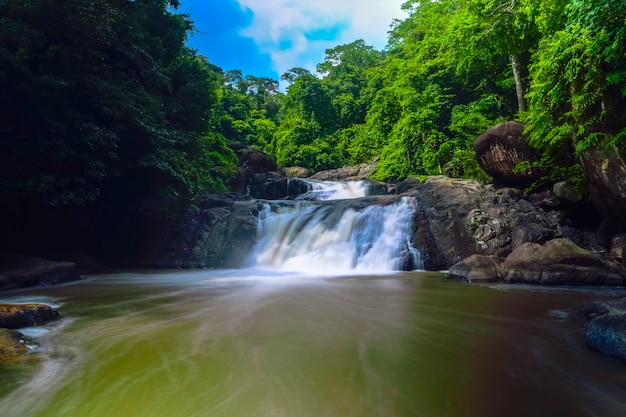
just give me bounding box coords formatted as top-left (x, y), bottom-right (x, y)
top-left (1, 0), bottom-right (625, 212)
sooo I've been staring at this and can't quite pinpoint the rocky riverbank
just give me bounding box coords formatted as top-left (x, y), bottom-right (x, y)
top-left (0, 303), bottom-right (60, 363)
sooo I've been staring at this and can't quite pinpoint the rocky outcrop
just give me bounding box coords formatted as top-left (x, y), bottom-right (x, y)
top-left (0, 255), bottom-right (81, 291)
top-left (448, 239), bottom-right (626, 285)
top-left (503, 239), bottom-right (624, 285)
top-left (401, 176), bottom-right (561, 270)
top-left (136, 194), bottom-right (264, 269)
top-left (583, 298), bottom-right (626, 361)
top-left (580, 143), bottom-right (626, 231)
top-left (474, 121), bottom-right (543, 187)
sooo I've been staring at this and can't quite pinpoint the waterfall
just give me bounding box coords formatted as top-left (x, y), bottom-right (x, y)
top-left (246, 181), bottom-right (422, 273)
top-left (295, 180), bottom-right (369, 201)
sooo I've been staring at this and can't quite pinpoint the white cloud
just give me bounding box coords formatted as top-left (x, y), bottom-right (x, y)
top-left (235, 0), bottom-right (407, 78)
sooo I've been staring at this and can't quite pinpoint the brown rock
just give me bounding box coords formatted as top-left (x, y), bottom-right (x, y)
top-left (309, 158), bottom-right (378, 181)
top-left (0, 304), bottom-right (60, 329)
top-left (0, 329), bottom-right (29, 363)
top-left (448, 255), bottom-right (505, 283)
top-left (282, 166), bottom-right (310, 178)
top-left (503, 238), bottom-right (625, 285)
top-left (473, 121), bottom-right (542, 187)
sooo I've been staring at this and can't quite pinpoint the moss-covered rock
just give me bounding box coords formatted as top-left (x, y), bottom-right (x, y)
top-left (0, 304), bottom-right (60, 329)
top-left (0, 329), bottom-right (29, 363)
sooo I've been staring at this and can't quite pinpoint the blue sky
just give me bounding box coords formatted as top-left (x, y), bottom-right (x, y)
top-left (176, 0), bottom-right (406, 80)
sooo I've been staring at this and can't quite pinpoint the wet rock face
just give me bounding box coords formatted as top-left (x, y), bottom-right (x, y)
top-left (136, 194), bottom-right (263, 269)
top-left (402, 176), bottom-right (560, 270)
top-left (473, 121), bottom-right (543, 187)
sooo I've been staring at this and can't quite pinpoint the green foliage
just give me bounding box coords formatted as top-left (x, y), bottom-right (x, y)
top-left (524, 0), bottom-right (626, 180)
top-left (0, 0), bottom-right (236, 208)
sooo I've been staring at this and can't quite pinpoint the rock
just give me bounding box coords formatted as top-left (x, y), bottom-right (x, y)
top-left (230, 145), bottom-right (277, 173)
top-left (473, 121), bottom-right (543, 187)
top-left (448, 255), bottom-right (504, 283)
top-left (282, 166), bottom-right (310, 178)
top-left (503, 238), bottom-right (625, 285)
top-left (610, 234), bottom-right (626, 263)
top-left (228, 145), bottom-right (278, 194)
top-left (394, 177), bottom-right (422, 195)
top-left (553, 180), bottom-right (585, 203)
top-left (580, 143), bottom-right (626, 231)
top-left (247, 171), bottom-right (313, 200)
top-left (0, 304), bottom-right (60, 328)
top-left (0, 329), bottom-right (29, 363)
top-left (309, 159), bottom-right (378, 181)
top-left (0, 255), bottom-right (81, 291)
top-left (248, 171), bottom-right (288, 199)
top-left (135, 194), bottom-right (264, 269)
top-left (406, 176), bottom-right (560, 270)
top-left (583, 298), bottom-right (626, 361)
top-left (510, 223), bottom-right (557, 250)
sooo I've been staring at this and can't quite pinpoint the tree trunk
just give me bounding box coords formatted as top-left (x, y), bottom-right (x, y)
top-left (510, 54), bottom-right (526, 113)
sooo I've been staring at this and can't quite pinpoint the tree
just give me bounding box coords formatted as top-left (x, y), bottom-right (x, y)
top-left (0, 0), bottom-right (237, 207)
top-left (524, 0), bottom-right (626, 180)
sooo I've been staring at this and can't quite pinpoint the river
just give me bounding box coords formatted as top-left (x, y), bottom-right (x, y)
top-left (1, 181), bottom-right (625, 416)
top-left (0, 270), bottom-right (625, 417)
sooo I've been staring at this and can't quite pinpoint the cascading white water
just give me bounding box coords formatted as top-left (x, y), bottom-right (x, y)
top-left (246, 181), bottom-right (422, 273)
top-left (295, 180), bottom-right (369, 201)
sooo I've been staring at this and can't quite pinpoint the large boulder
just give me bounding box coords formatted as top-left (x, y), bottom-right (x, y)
top-left (580, 143), bottom-right (626, 232)
top-left (473, 121), bottom-right (543, 187)
top-left (402, 176), bottom-right (561, 270)
top-left (503, 238), bottom-right (625, 285)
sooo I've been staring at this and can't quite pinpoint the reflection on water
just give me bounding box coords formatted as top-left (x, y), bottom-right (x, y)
top-left (0, 270), bottom-right (625, 417)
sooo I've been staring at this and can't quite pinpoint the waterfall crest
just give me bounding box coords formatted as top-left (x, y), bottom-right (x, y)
top-left (246, 181), bottom-right (422, 273)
